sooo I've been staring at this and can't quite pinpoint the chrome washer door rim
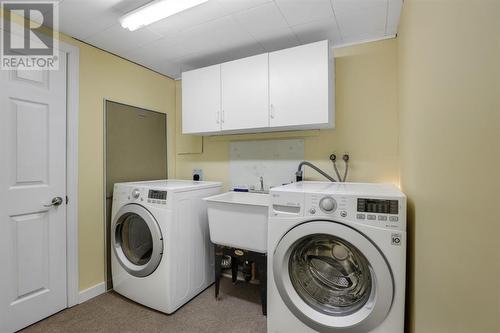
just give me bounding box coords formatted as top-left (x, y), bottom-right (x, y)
top-left (273, 221), bottom-right (393, 332)
top-left (112, 204), bottom-right (163, 278)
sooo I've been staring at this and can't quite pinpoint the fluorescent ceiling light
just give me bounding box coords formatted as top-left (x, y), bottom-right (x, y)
top-left (120, 0), bottom-right (209, 31)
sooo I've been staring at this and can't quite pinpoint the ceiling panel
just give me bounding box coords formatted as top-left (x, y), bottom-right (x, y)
top-left (182, 42), bottom-right (266, 71)
top-left (257, 27), bottom-right (301, 52)
top-left (331, 0), bottom-right (387, 13)
top-left (86, 24), bottom-right (162, 55)
top-left (275, 0), bottom-right (335, 26)
top-left (48, 0), bottom-right (402, 78)
top-left (233, 2), bottom-right (289, 38)
top-left (147, 0), bottom-right (272, 37)
top-left (386, 0), bottom-right (403, 35)
top-left (292, 18), bottom-right (342, 45)
top-left (335, 3), bottom-right (388, 39)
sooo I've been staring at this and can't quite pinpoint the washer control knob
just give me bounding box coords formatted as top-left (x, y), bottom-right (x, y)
top-left (309, 208), bottom-right (316, 215)
top-left (319, 196), bottom-right (337, 213)
top-left (131, 189), bottom-right (140, 199)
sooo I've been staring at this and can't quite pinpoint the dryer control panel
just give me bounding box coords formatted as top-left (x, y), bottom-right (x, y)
top-left (149, 190), bottom-right (167, 200)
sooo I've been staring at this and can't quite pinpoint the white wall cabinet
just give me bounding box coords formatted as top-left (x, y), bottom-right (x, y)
top-left (269, 40), bottom-right (332, 129)
top-left (182, 40), bottom-right (333, 135)
top-left (182, 64), bottom-right (221, 134)
top-left (221, 53), bottom-right (269, 132)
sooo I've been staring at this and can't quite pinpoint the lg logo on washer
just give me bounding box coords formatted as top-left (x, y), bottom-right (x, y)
top-left (391, 233), bottom-right (402, 246)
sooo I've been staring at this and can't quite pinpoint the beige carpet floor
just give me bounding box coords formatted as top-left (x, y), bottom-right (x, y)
top-left (20, 278), bottom-right (266, 333)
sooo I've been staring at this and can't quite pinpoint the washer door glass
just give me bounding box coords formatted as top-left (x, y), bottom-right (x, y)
top-left (273, 221), bottom-right (394, 333)
top-left (289, 234), bottom-right (371, 316)
top-left (112, 204), bottom-right (163, 277)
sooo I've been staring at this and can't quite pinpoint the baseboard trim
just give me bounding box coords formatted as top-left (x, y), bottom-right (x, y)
top-left (78, 282), bottom-right (106, 304)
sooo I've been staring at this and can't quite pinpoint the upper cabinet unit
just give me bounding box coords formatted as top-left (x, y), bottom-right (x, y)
top-left (269, 41), bottom-right (332, 129)
top-left (182, 64), bottom-right (221, 134)
top-left (182, 40), bottom-right (333, 135)
top-left (221, 53), bottom-right (269, 132)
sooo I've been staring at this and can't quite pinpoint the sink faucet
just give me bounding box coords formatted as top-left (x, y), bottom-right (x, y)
top-left (259, 176), bottom-right (264, 192)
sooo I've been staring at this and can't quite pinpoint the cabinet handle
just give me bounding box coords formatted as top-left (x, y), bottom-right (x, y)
top-left (270, 104), bottom-right (275, 119)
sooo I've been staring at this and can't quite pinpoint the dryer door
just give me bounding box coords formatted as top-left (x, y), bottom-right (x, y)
top-left (273, 221), bottom-right (393, 333)
top-left (112, 204), bottom-right (163, 277)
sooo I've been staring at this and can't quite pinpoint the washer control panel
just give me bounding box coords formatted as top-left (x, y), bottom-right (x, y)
top-left (319, 196), bottom-right (337, 213)
top-left (306, 193), bottom-right (348, 218)
top-left (304, 192), bottom-right (405, 231)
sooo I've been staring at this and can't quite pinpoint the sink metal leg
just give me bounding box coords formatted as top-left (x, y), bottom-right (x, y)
top-left (231, 256), bottom-right (239, 283)
top-left (214, 244), bottom-right (223, 299)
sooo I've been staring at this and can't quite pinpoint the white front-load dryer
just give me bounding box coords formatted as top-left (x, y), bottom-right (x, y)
top-left (111, 180), bottom-right (222, 313)
top-left (268, 182), bottom-right (406, 333)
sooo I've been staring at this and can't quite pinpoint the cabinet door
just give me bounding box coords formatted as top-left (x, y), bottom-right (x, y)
top-left (269, 40), bottom-right (332, 129)
top-left (182, 64), bottom-right (221, 134)
top-left (221, 53), bottom-right (269, 131)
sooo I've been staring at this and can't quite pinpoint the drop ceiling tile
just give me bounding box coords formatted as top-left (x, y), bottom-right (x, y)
top-left (148, 41), bottom-right (195, 62)
top-left (182, 42), bottom-right (265, 70)
top-left (148, 60), bottom-right (181, 78)
top-left (292, 18), bottom-right (342, 45)
top-left (331, 0), bottom-right (387, 13)
top-left (257, 28), bottom-right (301, 52)
top-left (122, 45), bottom-right (182, 77)
top-left (386, 0), bottom-right (403, 35)
top-left (275, 0), bottom-right (334, 26)
top-left (86, 24), bottom-right (162, 55)
top-left (233, 2), bottom-right (289, 38)
top-left (335, 3), bottom-right (387, 39)
top-left (123, 47), bottom-right (162, 66)
top-left (59, 12), bottom-right (118, 40)
top-left (136, 15), bottom-right (258, 65)
top-left (170, 16), bottom-right (257, 59)
top-left (340, 30), bottom-right (388, 46)
top-left (148, 0), bottom-right (273, 37)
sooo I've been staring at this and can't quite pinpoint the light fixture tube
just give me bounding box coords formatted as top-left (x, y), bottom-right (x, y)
top-left (120, 0), bottom-right (209, 31)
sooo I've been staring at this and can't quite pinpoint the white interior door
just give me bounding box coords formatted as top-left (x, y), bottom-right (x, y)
top-left (0, 52), bottom-right (68, 333)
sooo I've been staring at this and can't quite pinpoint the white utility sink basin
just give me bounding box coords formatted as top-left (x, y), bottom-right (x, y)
top-left (204, 191), bottom-right (270, 253)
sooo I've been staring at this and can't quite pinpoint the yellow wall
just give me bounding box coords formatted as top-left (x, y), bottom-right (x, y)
top-left (175, 40), bottom-right (400, 188)
top-left (397, 0), bottom-right (500, 332)
top-left (62, 38), bottom-right (176, 291)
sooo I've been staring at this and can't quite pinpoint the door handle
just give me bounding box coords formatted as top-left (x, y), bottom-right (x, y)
top-left (44, 196), bottom-right (63, 207)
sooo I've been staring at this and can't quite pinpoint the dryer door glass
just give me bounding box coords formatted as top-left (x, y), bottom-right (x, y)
top-left (112, 204), bottom-right (163, 278)
top-left (118, 213), bottom-right (153, 265)
top-left (288, 234), bottom-right (371, 316)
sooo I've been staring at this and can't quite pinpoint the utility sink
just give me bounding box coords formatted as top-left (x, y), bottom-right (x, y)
top-left (204, 192), bottom-right (270, 253)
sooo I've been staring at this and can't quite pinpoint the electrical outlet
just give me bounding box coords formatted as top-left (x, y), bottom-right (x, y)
top-left (192, 169), bottom-right (203, 181)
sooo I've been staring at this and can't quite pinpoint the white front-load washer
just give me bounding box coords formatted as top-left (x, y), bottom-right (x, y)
top-left (111, 180), bottom-right (222, 313)
top-left (268, 182), bottom-right (406, 333)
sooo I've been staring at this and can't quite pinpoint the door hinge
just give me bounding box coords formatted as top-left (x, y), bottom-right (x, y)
top-left (66, 196), bottom-right (69, 204)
